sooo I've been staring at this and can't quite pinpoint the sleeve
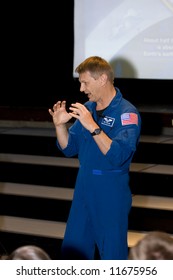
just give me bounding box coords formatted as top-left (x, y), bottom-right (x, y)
top-left (56, 120), bottom-right (81, 157)
top-left (105, 112), bottom-right (141, 167)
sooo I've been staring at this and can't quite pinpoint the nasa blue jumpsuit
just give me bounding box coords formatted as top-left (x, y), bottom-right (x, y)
top-left (57, 88), bottom-right (141, 259)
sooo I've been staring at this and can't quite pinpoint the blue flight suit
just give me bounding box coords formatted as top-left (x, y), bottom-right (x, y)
top-left (57, 88), bottom-right (141, 259)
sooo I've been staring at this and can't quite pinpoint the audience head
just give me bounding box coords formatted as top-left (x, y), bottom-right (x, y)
top-left (128, 231), bottom-right (173, 260)
top-left (4, 245), bottom-right (51, 260)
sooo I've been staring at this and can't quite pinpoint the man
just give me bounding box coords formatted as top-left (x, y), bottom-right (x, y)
top-left (49, 56), bottom-right (141, 259)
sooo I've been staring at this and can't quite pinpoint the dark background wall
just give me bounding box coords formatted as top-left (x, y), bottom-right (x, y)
top-left (1, 1), bottom-right (173, 110)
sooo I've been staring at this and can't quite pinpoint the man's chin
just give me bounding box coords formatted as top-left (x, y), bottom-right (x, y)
top-left (88, 95), bottom-right (92, 101)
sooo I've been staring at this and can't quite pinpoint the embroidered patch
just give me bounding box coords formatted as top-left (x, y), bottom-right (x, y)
top-left (101, 116), bottom-right (115, 127)
top-left (121, 113), bottom-right (138, 126)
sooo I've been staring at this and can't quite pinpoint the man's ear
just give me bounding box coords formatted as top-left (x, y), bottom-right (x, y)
top-left (99, 73), bottom-right (108, 86)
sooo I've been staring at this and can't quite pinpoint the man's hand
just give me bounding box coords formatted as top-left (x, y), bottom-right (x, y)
top-left (48, 100), bottom-right (72, 126)
top-left (69, 102), bottom-right (97, 132)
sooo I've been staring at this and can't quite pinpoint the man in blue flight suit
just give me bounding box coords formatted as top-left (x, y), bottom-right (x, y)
top-left (49, 56), bottom-right (141, 260)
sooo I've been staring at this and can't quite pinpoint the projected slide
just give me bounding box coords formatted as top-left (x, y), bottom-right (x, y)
top-left (74, 0), bottom-right (173, 79)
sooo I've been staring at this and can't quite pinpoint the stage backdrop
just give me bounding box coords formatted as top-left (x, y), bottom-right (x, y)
top-left (74, 0), bottom-right (173, 79)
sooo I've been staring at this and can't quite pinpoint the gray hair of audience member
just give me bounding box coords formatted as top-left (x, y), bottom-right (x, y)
top-left (128, 231), bottom-right (173, 260)
top-left (5, 245), bottom-right (51, 260)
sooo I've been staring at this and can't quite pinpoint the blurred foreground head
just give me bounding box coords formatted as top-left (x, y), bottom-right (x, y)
top-left (129, 231), bottom-right (173, 260)
top-left (4, 245), bottom-right (51, 260)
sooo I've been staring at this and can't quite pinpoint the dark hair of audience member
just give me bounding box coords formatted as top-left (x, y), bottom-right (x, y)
top-left (128, 231), bottom-right (173, 260)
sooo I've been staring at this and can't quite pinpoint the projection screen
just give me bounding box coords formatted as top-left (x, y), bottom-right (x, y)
top-left (73, 0), bottom-right (173, 79)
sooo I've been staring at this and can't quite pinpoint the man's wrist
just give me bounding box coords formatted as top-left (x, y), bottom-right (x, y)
top-left (91, 127), bottom-right (102, 136)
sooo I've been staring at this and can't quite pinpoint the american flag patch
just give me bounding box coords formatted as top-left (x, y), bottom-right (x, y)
top-left (121, 113), bottom-right (138, 126)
